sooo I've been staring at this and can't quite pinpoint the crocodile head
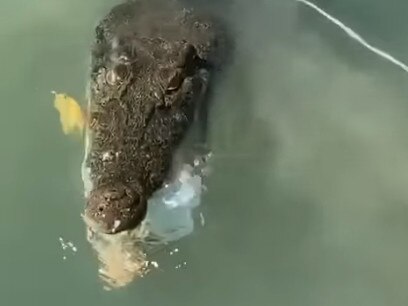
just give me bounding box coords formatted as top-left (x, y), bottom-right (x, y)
top-left (82, 1), bottom-right (226, 235)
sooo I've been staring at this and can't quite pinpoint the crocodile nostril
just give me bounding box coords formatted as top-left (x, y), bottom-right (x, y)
top-left (115, 64), bottom-right (129, 79)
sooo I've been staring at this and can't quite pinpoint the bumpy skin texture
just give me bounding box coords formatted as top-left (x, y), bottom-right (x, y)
top-left (83, 0), bottom-right (230, 234)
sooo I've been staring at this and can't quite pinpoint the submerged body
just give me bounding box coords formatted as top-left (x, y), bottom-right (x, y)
top-left (82, 0), bottom-right (230, 235)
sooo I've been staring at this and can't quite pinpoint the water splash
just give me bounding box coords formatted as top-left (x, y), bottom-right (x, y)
top-left (169, 248), bottom-right (179, 256)
top-left (85, 162), bottom-right (206, 289)
top-left (58, 237), bottom-right (78, 261)
top-left (143, 164), bottom-right (203, 243)
top-left (296, 0), bottom-right (408, 73)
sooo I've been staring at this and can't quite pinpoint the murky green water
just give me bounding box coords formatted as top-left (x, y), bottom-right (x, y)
top-left (2, 0), bottom-right (408, 305)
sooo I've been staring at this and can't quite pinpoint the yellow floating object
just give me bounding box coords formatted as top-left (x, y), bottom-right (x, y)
top-left (52, 91), bottom-right (85, 135)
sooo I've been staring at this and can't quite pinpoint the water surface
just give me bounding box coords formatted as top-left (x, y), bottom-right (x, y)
top-left (1, 0), bottom-right (408, 305)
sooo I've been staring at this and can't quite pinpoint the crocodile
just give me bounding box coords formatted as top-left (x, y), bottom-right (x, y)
top-left (81, 0), bottom-right (232, 235)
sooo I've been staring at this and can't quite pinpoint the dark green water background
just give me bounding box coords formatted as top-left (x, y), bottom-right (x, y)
top-left (1, 0), bottom-right (408, 305)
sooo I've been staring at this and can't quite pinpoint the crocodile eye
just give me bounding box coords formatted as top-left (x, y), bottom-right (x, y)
top-left (106, 70), bottom-right (117, 85)
top-left (177, 44), bottom-right (197, 68)
top-left (115, 64), bottom-right (129, 79)
top-left (164, 44), bottom-right (203, 94)
top-left (106, 64), bottom-right (129, 85)
top-left (166, 69), bottom-right (184, 93)
top-left (118, 54), bottom-right (130, 63)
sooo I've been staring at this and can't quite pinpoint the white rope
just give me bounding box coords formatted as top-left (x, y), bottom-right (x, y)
top-left (296, 0), bottom-right (408, 73)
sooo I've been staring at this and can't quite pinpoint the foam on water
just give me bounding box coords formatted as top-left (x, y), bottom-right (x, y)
top-left (143, 164), bottom-right (202, 243)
